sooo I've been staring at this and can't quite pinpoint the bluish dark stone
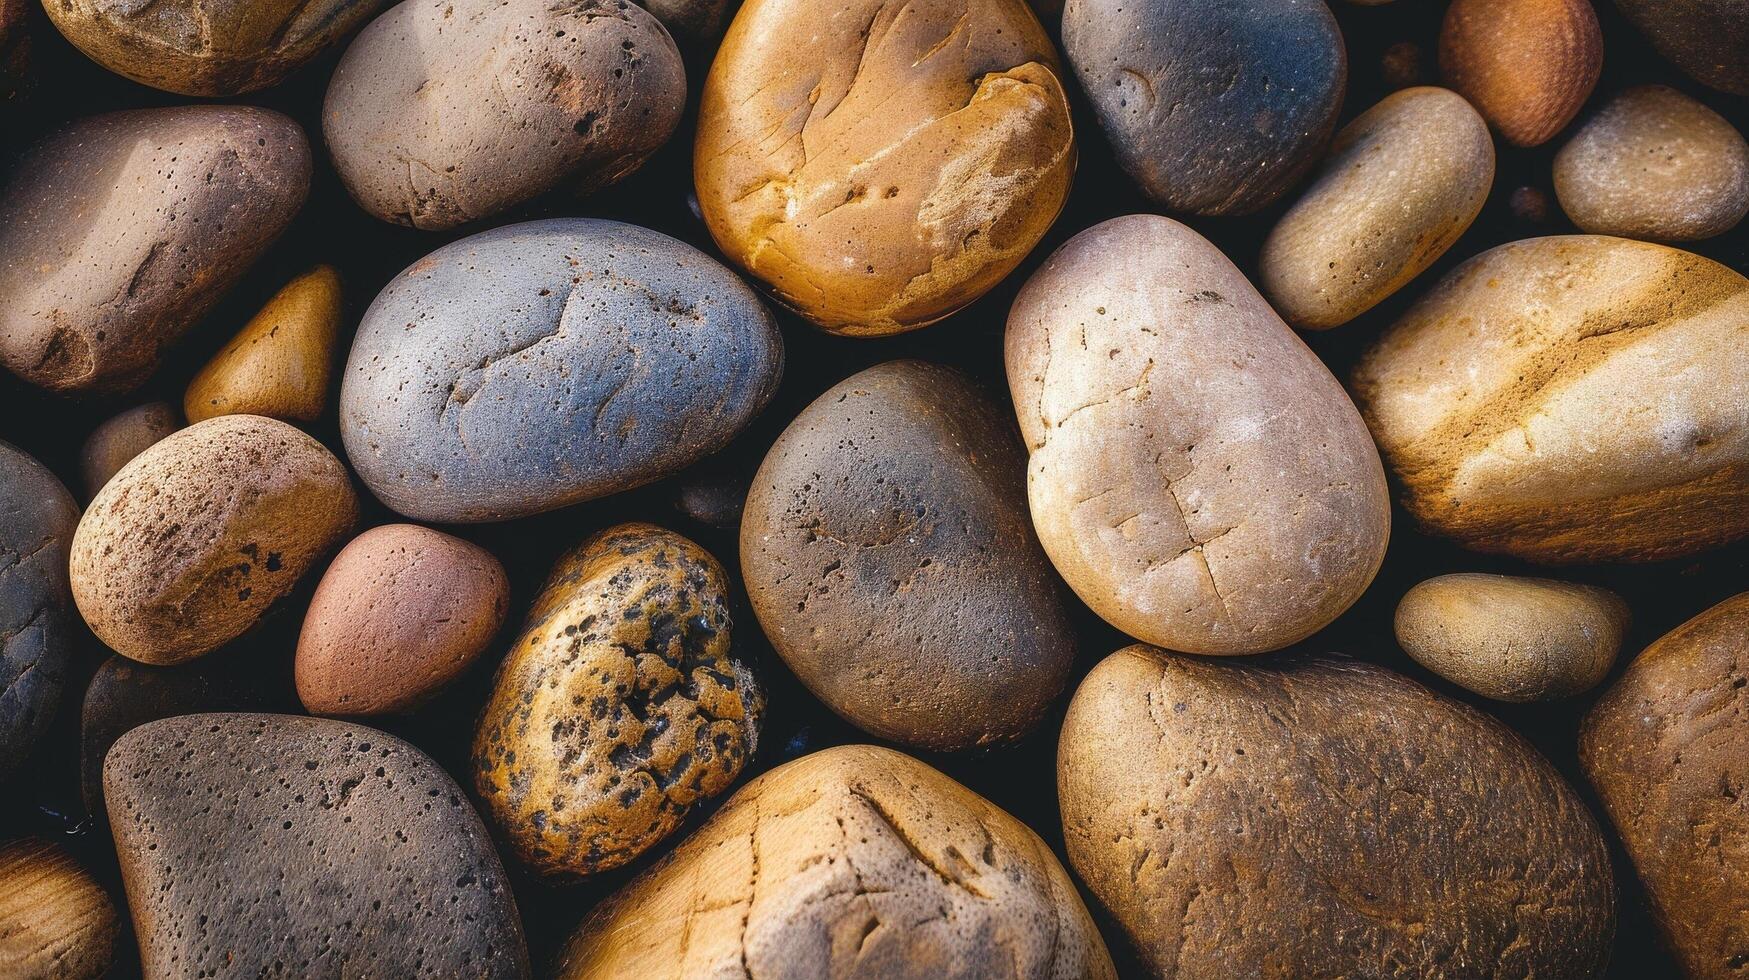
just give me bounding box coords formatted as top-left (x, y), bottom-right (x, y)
top-left (1062, 0), bottom-right (1346, 216)
top-left (0, 441), bottom-right (79, 781)
top-left (340, 218), bottom-right (784, 523)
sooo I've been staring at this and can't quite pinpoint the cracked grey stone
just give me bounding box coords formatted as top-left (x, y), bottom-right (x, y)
top-left (0, 441), bottom-right (80, 782)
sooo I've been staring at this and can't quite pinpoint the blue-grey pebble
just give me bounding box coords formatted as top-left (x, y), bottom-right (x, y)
top-left (1063, 0), bottom-right (1347, 216)
top-left (340, 219), bottom-right (783, 523)
top-left (0, 441), bottom-right (80, 780)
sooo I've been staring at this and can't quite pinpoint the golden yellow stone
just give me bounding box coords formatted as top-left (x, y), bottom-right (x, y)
top-left (184, 265), bottom-right (341, 423)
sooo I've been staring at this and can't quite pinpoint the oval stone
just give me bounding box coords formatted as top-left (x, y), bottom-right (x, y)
top-left (325, 0), bottom-right (685, 230)
top-left (78, 403), bottom-right (180, 501)
top-left (1060, 646), bottom-right (1616, 976)
top-left (340, 219), bottom-right (782, 523)
top-left (0, 442), bottom-right (80, 782)
top-left (1615, 0), bottom-right (1749, 96)
top-left (1063, 0), bottom-right (1347, 216)
top-left (742, 360), bottom-right (1076, 750)
top-left (1554, 84), bottom-right (1749, 242)
top-left (1007, 215), bottom-right (1390, 655)
top-left (1352, 235), bottom-right (1749, 563)
top-left (1260, 86), bottom-right (1494, 330)
top-left (555, 744), bottom-right (1116, 978)
top-left (0, 839), bottom-right (117, 980)
top-left (0, 106), bottom-right (310, 394)
top-left (105, 713), bottom-right (530, 978)
top-left (45, 0), bottom-right (385, 95)
top-left (474, 523), bottom-right (761, 877)
top-left (695, 0), bottom-right (1074, 335)
top-left (70, 415), bottom-right (359, 665)
top-left (1438, 0), bottom-right (1601, 146)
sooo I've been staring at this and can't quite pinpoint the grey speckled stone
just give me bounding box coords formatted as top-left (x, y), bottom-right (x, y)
top-left (105, 713), bottom-right (530, 979)
top-left (0, 442), bottom-right (80, 781)
top-left (340, 218), bottom-right (783, 523)
top-left (1063, 0), bottom-right (1346, 216)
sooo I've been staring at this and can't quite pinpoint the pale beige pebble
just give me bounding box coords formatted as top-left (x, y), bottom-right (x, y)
top-left (184, 265), bottom-right (342, 424)
top-left (70, 414), bottom-right (359, 665)
top-left (1007, 215), bottom-right (1390, 656)
top-left (1554, 84), bottom-right (1749, 242)
top-left (1395, 572), bottom-right (1630, 700)
top-left (1260, 86), bottom-right (1494, 330)
top-left (1352, 235), bottom-right (1749, 563)
top-left (0, 838), bottom-right (117, 980)
top-left (553, 744), bottom-right (1116, 979)
top-left (77, 402), bottom-right (180, 500)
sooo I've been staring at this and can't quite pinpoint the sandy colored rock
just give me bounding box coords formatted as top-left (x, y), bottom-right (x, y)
top-left (1063, 0), bottom-right (1347, 217)
top-left (185, 266), bottom-right (342, 424)
top-left (325, 0), bottom-right (684, 231)
top-left (1615, 0), bottom-right (1749, 96)
top-left (695, 0), bottom-right (1073, 336)
top-left (78, 402), bottom-right (179, 500)
top-left (1352, 235), bottom-right (1749, 563)
top-left (742, 361), bottom-right (1076, 751)
top-left (70, 415), bottom-right (358, 665)
top-left (1554, 85), bottom-right (1749, 242)
top-left (0, 838), bottom-right (117, 980)
top-left (0, 106), bottom-right (310, 394)
top-left (1060, 646), bottom-right (1616, 977)
top-left (106, 713), bottom-right (529, 978)
top-left (296, 524), bottom-right (508, 715)
top-left (474, 523), bottom-right (761, 878)
top-left (0, 443), bottom-right (79, 783)
top-left (1581, 592), bottom-right (1749, 980)
top-left (1439, 0), bottom-right (1601, 146)
top-left (1260, 86), bottom-right (1494, 330)
top-left (44, 0), bottom-right (384, 95)
top-left (1007, 215), bottom-right (1389, 655)
top-left (555, 744), bottom-right (1116, 979)
top-left (1395, 572), bottom-right (1629, 701)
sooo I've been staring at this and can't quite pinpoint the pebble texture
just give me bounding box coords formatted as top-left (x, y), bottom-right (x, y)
top-left (1395, 572), bottom-right (1630, 701)
top-left (78, 402), bottom-right (179, 500)
top-left (340, 219), bottom-right (782, 523)
top-left (80, 652), bottom-right (287, 821)
top-left (1554, 85), bottom-right (1749, 242)
top-left (105, 713), bottom-right (530, 978)
top-left (0, 106), bottom-right (311, 394)
top-left (1260, 86), bottom-right (1494, 330)
top-left (1438, 0), bottom-right (1601, 147)
top-left (1060, 646), bottom-right (1617, 977)
top-left (1581, 592), bottom-right (1749, 980)
top-left (296, 524), bottom-right (509, 715)
top-left (695, 0), bottom-right (1074, 335)
top-left (1007, 216), bottom-right (1390, 655)
top-left (70, 415), bottom-right (359, 665)
top-left (1616, 0), bottom-right (1749, 96)
top-left (44, 0), bottom-right (385, 95)
top-left (0, 838), bottom-right (118, 980)
top-left (0, 443), bottom-right (80, 782)
top-left (325, 0), bottom-right (684, 231)
top-left (185, 265), bottom-right (343, 424)
top-left (1063, 0), bottom-right (1347, 216)
top-left (742, 361), bottom-right (1076, 750)
top-left (555, 744), bottom-right (1117, 979)
top-left (474, 523), bottom-right (761, 878)
top-left (1352, 235), bottom-right (1749, 563)
top-left (0, 0), bottom-right (27, 103)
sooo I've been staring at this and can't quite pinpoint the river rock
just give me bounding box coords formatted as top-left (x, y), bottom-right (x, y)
top-left (105, 713), bottom-right (529, 978)
top-left (0, 443), bottom-right (79, 782)
top-left (78, 403), bottom-right (179, 500)
top-left (695, 0), bottom-right (1074, 335)
top-left (185, 265), bottom-right (343, 424)
top-left (70, 415), bottom-right (359, 665)
top-left (1554, 84), bottom-right (1749, 242)
top-left (1439, 0), bottom-right (1601, 146)
top-left (340, 219), bottom-right (782, 522)
top-left (0, 106), bottom-right (310, 394)
top-left (474, 523), bottom-right (762, 877)
top-left (1060, 646), bottom-right (1616, 976)
top-left (742, 361), bottom-right (1076, 750)
top-left (1063, 0), bottom-right (1347, 216)
top-left (1353, 235), bottom-right (1749, 563)
top-left (1615, 0), bottom-right (1749, 96)
top-left (0, 838), bottom-right (117, 980)
top-left (1007, 215), bottom-right (1390, 654)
